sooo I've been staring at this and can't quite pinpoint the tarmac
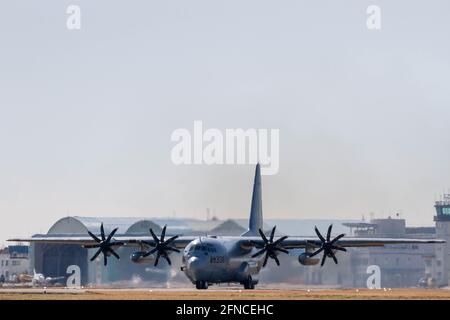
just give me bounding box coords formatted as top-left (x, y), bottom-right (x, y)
top-left (1, 287), bottom-right (450, 300)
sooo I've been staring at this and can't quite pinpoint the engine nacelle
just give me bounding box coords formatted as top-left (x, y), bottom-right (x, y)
top-left (298, 252), bottom-right (320, 266)
top-left (130, 251), bottom-right (155, 264)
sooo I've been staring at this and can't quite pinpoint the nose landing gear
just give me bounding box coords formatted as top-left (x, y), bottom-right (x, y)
top-left (243, 275), bottom-right (255, 290)
top-left (195, 280), bottom-right (208, 290)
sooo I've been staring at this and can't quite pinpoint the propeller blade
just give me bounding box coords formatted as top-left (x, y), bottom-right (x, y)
top-left (87, 231), bottom-right (101, 243)
top-left (331, 233), bottom-right (345, 244)
top-left (154, 252), bottom-right (161, 266)
top-left (143, 227), bottom-right (181, 265)
top-left (161, 225), bottom-right (167, 242)
top-left (252, 248), bottom-right (267, 258)
top-left (90, 248), bottom-right (102, 261)
top-left (254, 226), bottom-right (290, 267)
top-left (143, 247), bottom-right (157, 257)
top-left (106, 227), bottom-right (118, 243)
top-left (258, 229), bottom-right (268, 243)
top-left (150, 228), bottom-right (160, 243)
top-left (308, 247), bottom-right (323, 258)
top-left (331, 246), bottom-right (347, 252)
top-left (86, 223), bottom-right (124, 267)
top-left (273, 236), bottom-right (288, 246)
top-left (100, 223), bottom-right (105, 241)
top-left (331, 252), bottom-right (338, 264)
top-left (273, 255), bottom-right (280, 266)
top-left (262, 253), bottom-right (269, 267)
top-left (320, 253), bottom-right (327, 266)
top-left (164, 235), bottom-right (179, 245)
top-left (270, 226), bottom-right (276, 243)
top-left (315, 226), bottom-right (325, 243)
top-left (313, 225), bottom-right (346, 267)
top-left (108, 248), bottom-right (120, 259)
top-left (326, 224), bottom-right (332, 242)
top-left (275, 247), bottom-right (289, 254)
top-left (166, 246), bottom-right (180, 253)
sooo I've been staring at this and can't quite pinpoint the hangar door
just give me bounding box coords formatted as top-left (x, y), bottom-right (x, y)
top-left (42, 244), bottom-right (88, 285)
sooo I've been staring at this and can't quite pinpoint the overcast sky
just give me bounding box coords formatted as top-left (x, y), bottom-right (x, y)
top-left (1, 1), bottom-right (450, 244)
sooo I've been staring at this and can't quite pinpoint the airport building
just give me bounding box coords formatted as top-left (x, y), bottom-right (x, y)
top-left (31, 217), bottom-right (166, 285)
top-left (0, 245), bottom-right (30, 282)
top-left (433, 194), bottom-right (450, 286)
top-left (341, 219), bottom-right (438, 288)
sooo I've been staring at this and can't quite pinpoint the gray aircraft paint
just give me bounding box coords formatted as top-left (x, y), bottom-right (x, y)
top-left (178, 164), bottom-right (265, 285)
top-left (181, 237), bottom-right (263, 285)
top-left (241, 163), bottom-right (263, 237)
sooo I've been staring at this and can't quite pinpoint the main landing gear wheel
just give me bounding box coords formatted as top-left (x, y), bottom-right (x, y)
top-left (243, 276), bottom-right (255, 290)
top-left (195, 280), bottom-right (208, 290)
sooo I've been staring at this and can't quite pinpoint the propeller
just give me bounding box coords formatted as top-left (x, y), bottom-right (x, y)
top-left (251, 226), bottom-right (289, 267)
top-left (85, 223), bottom-right (123, 266)
top-left (309, 224), bottom-right (346, 267)
top-left (142, 225), bottom-right (180, 266)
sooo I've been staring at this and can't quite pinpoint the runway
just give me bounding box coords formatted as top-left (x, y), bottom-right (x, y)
top-left (1, 287), bottom-right (450, 300)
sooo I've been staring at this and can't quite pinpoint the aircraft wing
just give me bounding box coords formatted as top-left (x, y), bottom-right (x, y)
top-left (8, 235), bottom-right (197, 249)
top-left (46, 276), bottom-right (67, 283)
top-left (239, 236), bottom-right (445, 249)
top-left (10, 234), bottom-right (445, 250)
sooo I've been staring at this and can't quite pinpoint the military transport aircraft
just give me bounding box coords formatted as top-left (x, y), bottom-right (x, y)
top-left (9, 164), bottom-right (444, 289)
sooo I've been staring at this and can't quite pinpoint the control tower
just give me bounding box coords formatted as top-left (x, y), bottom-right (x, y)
top-left (434, 194), bottom-right (450, 286)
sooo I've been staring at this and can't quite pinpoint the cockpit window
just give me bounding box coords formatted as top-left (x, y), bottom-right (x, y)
top-left (185, 242), bottom-right (218, 254)
top-left (192, 244), bottom-right (217, 253)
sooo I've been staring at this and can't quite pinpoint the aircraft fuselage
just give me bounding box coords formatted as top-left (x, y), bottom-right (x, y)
top-left (180, 237), bottom-right (263, 286)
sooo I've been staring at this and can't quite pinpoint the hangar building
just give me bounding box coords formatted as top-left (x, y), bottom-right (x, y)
top-left (31, 217), bottom-right (167, 285)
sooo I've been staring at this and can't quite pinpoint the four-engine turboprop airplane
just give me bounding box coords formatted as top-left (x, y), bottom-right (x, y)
top-left (9, 164), bottom-right (445, 289)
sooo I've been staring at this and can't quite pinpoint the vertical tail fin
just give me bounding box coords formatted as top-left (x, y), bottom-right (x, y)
top-left (241, 164), bottom-right (263, 236)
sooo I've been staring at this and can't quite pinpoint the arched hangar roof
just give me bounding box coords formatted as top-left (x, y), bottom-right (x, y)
top-left (46, 216), bottom-right (161, 236)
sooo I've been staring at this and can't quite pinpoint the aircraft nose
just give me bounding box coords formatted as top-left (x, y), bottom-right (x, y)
top-left (186, 256), bottom-right (207, 280)
top-left (187, 257), bottom-right (201, 269)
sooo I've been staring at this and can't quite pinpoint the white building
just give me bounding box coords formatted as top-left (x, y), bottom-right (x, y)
top-left (0, 246), bottom-right (30, 282)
